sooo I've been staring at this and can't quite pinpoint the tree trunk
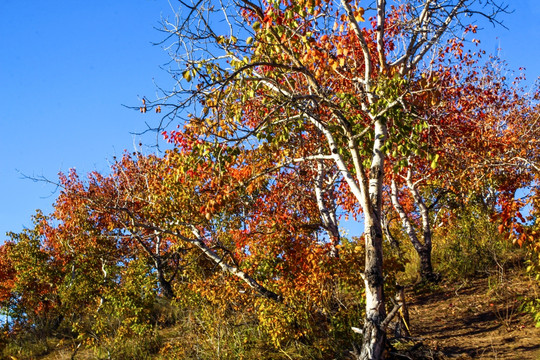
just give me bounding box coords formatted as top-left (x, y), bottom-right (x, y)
top-left (359, 220), bottom-right (387, 360)
top-left (394, 285), bottom-right (410, 338)
top-left (155, 257), bottom-right (175, 299)
top-left (390, 177), bottom-right (437, 282)
top-left (358, 119), bottom-right (388, 360)
top-left (418, 245), bottom-right (437, 282)
top-left (157, 269), bottom-right (175, 299)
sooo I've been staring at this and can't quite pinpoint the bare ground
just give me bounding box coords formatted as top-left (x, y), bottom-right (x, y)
top-left (399, 272), bottom-right (540, 360)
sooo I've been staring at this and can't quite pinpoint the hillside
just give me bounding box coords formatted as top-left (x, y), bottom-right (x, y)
top-left (405, 272), bottom-right (540, 359)
top-left (2, 268), bottom-right (537, 360)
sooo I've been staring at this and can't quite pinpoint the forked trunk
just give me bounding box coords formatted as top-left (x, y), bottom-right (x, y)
top-left (155, 257), bottom-right (176, 299)
top-left (157, 269), bottom-right (175, 299)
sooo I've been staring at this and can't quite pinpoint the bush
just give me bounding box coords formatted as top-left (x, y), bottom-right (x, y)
top-left (1, 336), bottom-right (53, 359)
top-left (432, 206), bottom-right (519, 280)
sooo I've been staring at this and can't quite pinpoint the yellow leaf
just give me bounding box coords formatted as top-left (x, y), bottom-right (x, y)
top-left (355, 7), bottom-right (365, 22)
top-left (355, 13), bottom-right (365, 22)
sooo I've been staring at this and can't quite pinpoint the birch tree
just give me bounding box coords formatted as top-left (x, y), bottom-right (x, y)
top-left (144, 0), bottom-right (508, 358)
top-left (388, 57), bottom-right (539, 283)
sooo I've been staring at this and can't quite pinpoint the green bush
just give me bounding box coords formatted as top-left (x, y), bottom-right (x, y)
top-left (432, 206), bottom-right (518, 280)
top-left (1, 336), bottom-right (53, 359)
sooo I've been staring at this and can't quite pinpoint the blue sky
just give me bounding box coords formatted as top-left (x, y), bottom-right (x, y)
top-left (0, 0), bottom-right (176, 238)
top-left (1, 0), bottom-right (539, 240)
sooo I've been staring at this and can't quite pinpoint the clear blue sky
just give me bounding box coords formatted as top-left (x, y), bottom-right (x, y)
top-left (1, 1), bottom-right (539, 240)
top-left (0, 0), bottom-right (176, 239)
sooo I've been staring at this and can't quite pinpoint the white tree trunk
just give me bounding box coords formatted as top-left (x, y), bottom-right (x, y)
top-left (359, 119), bottom-right (388, 360)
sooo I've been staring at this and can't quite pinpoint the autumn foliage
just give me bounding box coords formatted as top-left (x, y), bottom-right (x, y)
top-left (2, 1), bottom-right (540, 359)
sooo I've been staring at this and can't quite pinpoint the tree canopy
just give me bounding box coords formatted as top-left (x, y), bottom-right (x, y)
top-left (2, 1), bottom-right (540, 359)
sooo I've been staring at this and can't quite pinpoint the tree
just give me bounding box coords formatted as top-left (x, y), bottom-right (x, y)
top-left (53, 163), bottom-right (180, 300)
top-left (0, 214), bottom-right (65, 336)
top-left (495, 97), bottom-right (540, 272)
top-left (2, 176), bottom-right (176, 347)
top-left (40, 144), bottom-right (367, 351)
top-left (143, 0), bottom-right (509, 358)
top-left (386, 55), bottom-right (539, 282)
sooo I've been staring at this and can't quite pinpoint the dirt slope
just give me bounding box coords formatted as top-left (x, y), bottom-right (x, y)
top-left (406, 273), bottom-right (540, 360)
